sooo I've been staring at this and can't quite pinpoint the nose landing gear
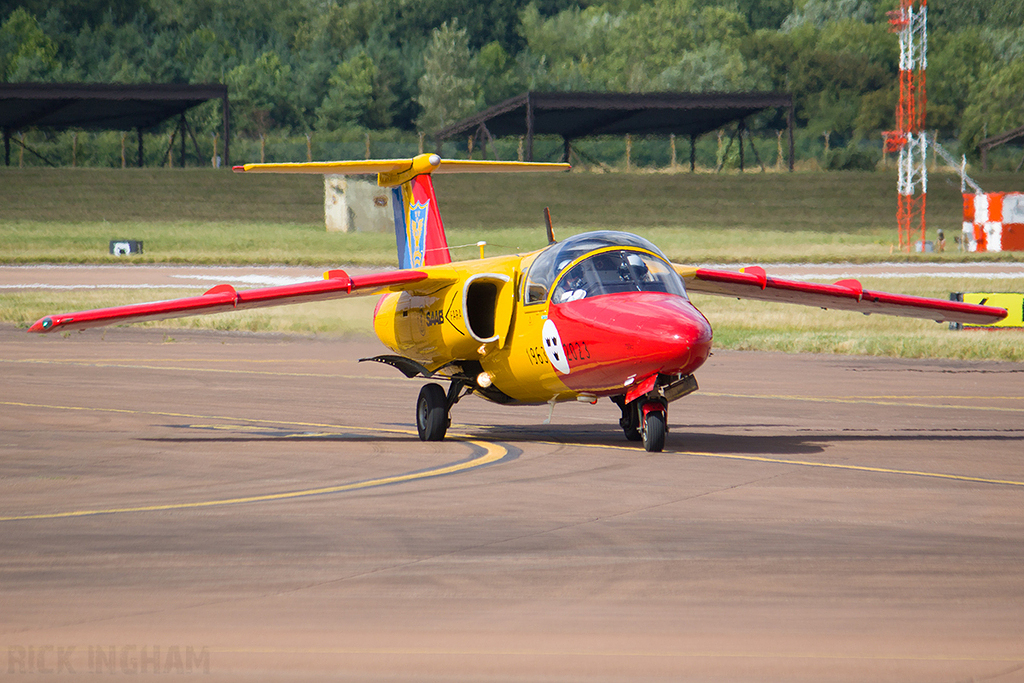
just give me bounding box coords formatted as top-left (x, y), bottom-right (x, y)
top-left (639, 401), bottom-right (666, 453)
top-left (613, 395), bottom-right (668, 452)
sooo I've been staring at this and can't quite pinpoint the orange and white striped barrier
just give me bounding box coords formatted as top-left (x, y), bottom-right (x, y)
top-left (962, 192), bottom-right (1024, 252)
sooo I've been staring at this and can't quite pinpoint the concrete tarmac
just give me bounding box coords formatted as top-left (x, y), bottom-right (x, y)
top-left (2, 324), bottom-right (1023, 682)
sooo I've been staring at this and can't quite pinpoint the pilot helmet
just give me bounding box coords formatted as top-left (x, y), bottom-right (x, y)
top-left (626, 253), bottom-right (649, 277)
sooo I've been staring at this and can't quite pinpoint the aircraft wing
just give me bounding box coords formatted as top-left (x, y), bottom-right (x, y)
top-left (27, 269), bottom-right (440, 334)
top-left (677, 265), bottom-right (1007, 326)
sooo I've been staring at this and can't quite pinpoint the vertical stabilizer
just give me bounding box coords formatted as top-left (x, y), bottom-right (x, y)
top-left (392, 173), bottom-right (452, 269)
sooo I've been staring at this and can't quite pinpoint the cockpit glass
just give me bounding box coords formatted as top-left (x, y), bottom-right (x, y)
top-left (551, 250), bottom-right (687, 303)
top-left (523, 231), bottom-right (684, 304)
top-left (523, 231), bottom-right (678, 304)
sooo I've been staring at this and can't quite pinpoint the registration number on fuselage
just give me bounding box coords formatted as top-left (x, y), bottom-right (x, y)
top-left (526, 340), bottom-right (590, 366)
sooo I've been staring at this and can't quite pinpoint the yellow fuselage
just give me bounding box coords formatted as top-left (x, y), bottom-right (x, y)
top-left (372, 252), bottom-right (574, 404)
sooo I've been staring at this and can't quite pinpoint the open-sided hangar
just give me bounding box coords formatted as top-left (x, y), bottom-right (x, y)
top-left (435, 90), bottom-right (795, 171)
top-left (0, 82), bottom-right (229, 167)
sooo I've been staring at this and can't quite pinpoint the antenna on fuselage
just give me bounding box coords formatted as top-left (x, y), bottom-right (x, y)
top-left (544, 207), bottom-right (556, 244)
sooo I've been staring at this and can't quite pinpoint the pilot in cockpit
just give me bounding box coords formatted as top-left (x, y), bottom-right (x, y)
top-left (621, 253), bottom-right (650, 282)
top-left (552, 250), bottom-right (667, 303)
top-left (554, 260), bottom-right (588, 303)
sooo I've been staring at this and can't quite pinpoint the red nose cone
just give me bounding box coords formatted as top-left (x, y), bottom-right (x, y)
top-left (549, 292), bottom-right (713, 394)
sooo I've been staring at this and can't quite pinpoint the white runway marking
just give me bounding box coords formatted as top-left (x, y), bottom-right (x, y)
top-left (0, 265), bottom-right (328, 291)
top-left (2, 263), bottom-right (1023, 292)
top-left (0, 283), bottom-right (210, 290)
top-left (170, 274), bottom-right (316, 287)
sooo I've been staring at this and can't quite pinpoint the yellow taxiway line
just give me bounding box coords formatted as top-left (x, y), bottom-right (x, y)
top-left (4, 367), bottom-right (1024, 522)
top-left (0, 400), bottom-right (508, 522)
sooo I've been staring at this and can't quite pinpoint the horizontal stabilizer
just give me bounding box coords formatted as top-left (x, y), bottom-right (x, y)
top-left (234, 154), bottom-right (569, 187)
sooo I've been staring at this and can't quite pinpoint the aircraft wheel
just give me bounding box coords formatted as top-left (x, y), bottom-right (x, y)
top-left (623, 402), bottom-right (642, 441)
top-left (416, 383), bottom-right (448, 441)
top-left (641, 408), bottom-right (666, 453)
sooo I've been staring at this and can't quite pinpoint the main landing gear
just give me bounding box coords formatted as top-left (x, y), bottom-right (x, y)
top-left (613, 395), bottom-right (668, 453)
top-left (416, 380), bottom-right (471, 441)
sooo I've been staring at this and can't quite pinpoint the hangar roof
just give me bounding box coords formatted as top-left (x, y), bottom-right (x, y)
top-left (0, 82), bottom-right (227, 132)
top-left (436, 91), bottom-right (793, 142)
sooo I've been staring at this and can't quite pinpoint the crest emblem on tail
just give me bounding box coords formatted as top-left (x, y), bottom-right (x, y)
top-left (408, 200), bottom-right (430, 268)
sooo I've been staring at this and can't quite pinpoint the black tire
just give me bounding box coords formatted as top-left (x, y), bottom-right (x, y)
top-left (623, 401), bottom-right (642, 441)
top-left (641, 409), bottom-right (666, 452)
top-left (416, 383), bottom-right (448, 441)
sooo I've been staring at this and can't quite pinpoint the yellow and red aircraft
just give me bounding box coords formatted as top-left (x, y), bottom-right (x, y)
top-left (29, 154), bottom-right (1007, 452)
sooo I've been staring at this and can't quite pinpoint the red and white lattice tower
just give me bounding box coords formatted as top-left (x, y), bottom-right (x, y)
top-left (884, 0), bottom-right (928, 252)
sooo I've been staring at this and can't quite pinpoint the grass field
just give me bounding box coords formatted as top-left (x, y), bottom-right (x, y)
top-left (4, 167), bottom-right (1024, 264)
top-left (3, 167), bottom-right (1023, 360)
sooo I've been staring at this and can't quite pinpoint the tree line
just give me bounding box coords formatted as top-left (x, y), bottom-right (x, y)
top-left (1, 0), bottom-right (1022, 164)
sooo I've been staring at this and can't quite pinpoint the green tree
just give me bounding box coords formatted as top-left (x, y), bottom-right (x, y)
top-left (475, 40), bottom-right (522, 105)
top-left (960, 59), bottom-right (1024, 156)
top-left (516, 4), bottom-right (618, 91)
top-left (745, 17), bottom-right (891, 142)
top-left (735, 0), bottom-right (795, 30)
top-left (145, 0), bottom-right (302, 44)
top-left (175, 26), bottom-right (235, 83)
top-left (48, 12), bottom-right (182, 83)
top-left (517, 0), bottom-right (760, 93)
top-left (415, 20), bottom-right (477, 133)
top-left (781, 0), bottom-right (875, 31)
top-left (0, 8), bottom-right (59, 81)
top-left (316, 53), bottom-right (373, 131)
top-left (3, 0), bottom-right (146, 29)
top-left (226, 50), bottom-right (298, 136)
top-left (386, 0), bottom-right (580, 54)
top-left (315, 49), bottom-right (395, 130)
top-left (655, 43), bottom-right (769, 92)
top-left (930, 0), bottom-right (1024, 34)
top-left (927, 28), bottom-right (993, 136)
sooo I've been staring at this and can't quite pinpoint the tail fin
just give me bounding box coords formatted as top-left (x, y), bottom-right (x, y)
top-left (392, 173), bottom-right (451, 269)
top-left (384, 154), bottom-right (569, 269)
top-left (232, 153), bottom-right (570, 269)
